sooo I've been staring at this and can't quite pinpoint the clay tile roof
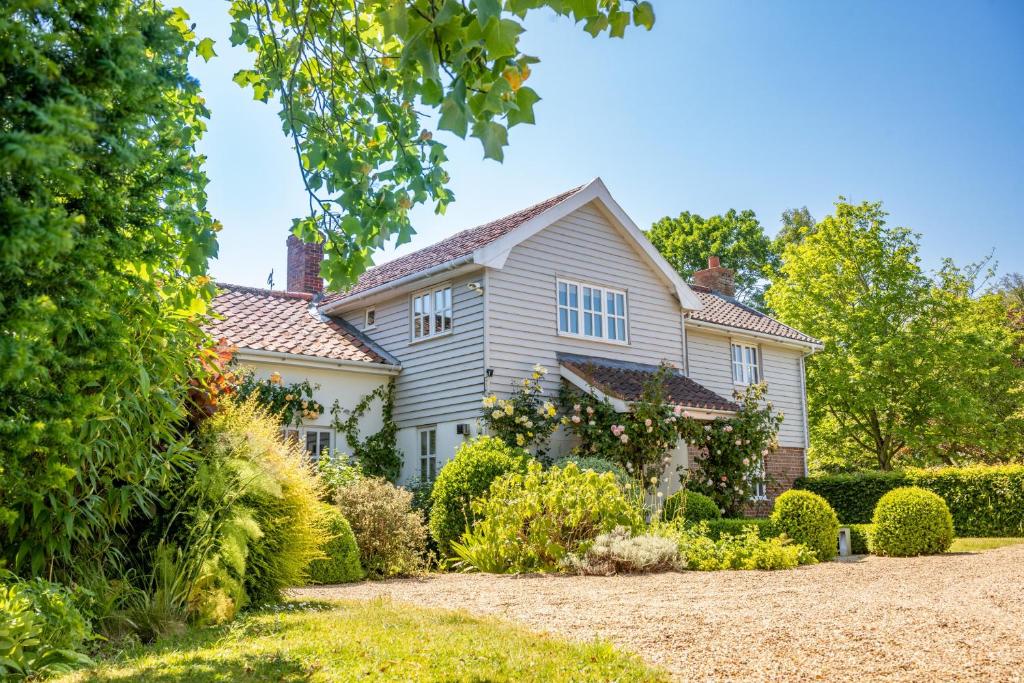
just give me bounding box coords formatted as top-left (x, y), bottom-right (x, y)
top-left (321, 184), bottom-right (586, 304)
top-left (207, 284), bottom-right (396, 364)
top-left (687, 286), bottom-right (820, 345)
top-left (558, 353), bottom-right (738, 412)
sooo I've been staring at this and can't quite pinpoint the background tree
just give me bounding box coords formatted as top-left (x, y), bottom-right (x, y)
top-left (647, 209), bottom-right (778, 309)
top-left (775, 206), bottom-right (816, 250)
top-left (766, 199), bottom-right (1024, 471)
top-left (227, 0), bottom-right (656, 288)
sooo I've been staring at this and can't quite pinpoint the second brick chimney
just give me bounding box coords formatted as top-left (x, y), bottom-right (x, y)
top-left (692, 255), bottom-right (736, 297)
top-left (286, 234), bottom-right (324, 294)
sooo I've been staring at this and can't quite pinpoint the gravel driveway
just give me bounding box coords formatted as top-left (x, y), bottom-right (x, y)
top-left (293, 544), bottom-right (1024, 681)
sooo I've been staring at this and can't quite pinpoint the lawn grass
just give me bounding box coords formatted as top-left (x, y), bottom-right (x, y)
top-left (58, 599), bottom-right (667, 683)
top-left (949, 537), bottom-right (1024, 553)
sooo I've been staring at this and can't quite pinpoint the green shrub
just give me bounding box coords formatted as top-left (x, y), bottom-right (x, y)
top-left (661, 490), bottom-right (722, 523)
top-left (336, 477), bottom-right (428, 578)
top-left (703, 517), bottom-right (774, 540)
top-left (307, 505), bottom-right (364, 584)
top-left (870, 487), bottom-right (954, 557)
top-left (429, 436), bottom-right (528, 557)
top-left (562, 527), bottom-right (679, 575)
top-left (847, 524), bottom-right (875, 555)
top-left (796, 465), bottom-right (1024, 536)
top-left (665, 523), bottom-right (817, 571)
top-left (0, 573), bottom-right (93, 678)
top-left (770, 490), bottom-right (840, 561)
top-left (551, 456), bottom-right (628, 482)
top-left (452, 462), bottom-right (642, 573)
top-left (317, 457), bottom-right (363, 503)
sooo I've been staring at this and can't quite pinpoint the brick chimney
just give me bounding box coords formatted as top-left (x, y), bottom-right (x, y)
top-left (286, 234), bottom-right (324, 294)
top-left (692, 255), bottom-right (735, 297)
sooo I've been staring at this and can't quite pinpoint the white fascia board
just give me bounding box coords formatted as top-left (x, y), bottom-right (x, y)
top-left (559, 364), bottom-right (734, 420)
top-left (319, 257), bottom-right (478, 315)
top-left (472, 177), bottom-right (705, 311)
top-left (235, 348), bottom-right (401, 376)
top-left (685, 317), bottom-right (823, 352)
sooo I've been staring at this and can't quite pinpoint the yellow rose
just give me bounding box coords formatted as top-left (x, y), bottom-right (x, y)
top-left (269, 372), bottom-right (282, 385)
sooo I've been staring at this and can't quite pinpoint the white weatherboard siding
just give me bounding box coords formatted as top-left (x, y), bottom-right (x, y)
top-left (487, 202), bottom-right (686, 397)
top-left (342, 272), bottom-right (485, 429)
top-left (240, 360), bottom-right (389, 455)
top-left (685, 330), bottom-right (807, 448)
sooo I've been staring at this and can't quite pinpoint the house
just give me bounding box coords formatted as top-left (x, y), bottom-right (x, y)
top-left (208, 178), bottom-right (821, 503)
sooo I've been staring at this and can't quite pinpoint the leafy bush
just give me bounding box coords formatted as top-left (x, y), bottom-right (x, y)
top-left (702, 518), bottom-right (774, 540)
top-left (551, 456), bottom-right (628, 482)
top-left (870, 487), bottom-right (954, 557)
top-left (0, 573), bottom-right (93, 678)
top-left (197, 399), bottom-right (327, 607)
top-left (770, 490), bottom-right (840, 561)
top-left (429, 436), bottom-right (528, 557)
top-left (452, 462), bottom-right (642, 573)
top-left (336, 477), bottom-right (428, 578)
top-left (307, 505), bottom-right (364, 584)
top-left (666, 523), bottom-right (817, 571)
top-left (563, 527), bottom-right (679, 575)
top-left (847, 524), bottom-right (875, 555)
top-left (317, 456), bottom-right (363, 503)
top-left (480, 366), bottom-right (561, 452)
top-left (661, 490), bottom-right (722, 523)
top-left (796, 465), bottom-right (1024, 536)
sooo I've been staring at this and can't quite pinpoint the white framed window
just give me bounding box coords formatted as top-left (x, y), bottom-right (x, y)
top-left (418, 426), bottom-right (437, 481)
top-left (750, 460), bottom-right (768, 501)
top-left (556, 278), bottom-right (628, 344)
top-left (731, 342), bottom-right (760, 385)
top-left (281, 427), bottom-right (334, 461)
top-left (364, 307), bottom-right (376, 330)
top-left (411, 285), bottom-right (452, 341)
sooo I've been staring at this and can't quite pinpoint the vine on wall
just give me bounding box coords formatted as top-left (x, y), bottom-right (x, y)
top-left (331, 380), bottom-right (400, 481)
top-left (234, 369), bottom-right (323, 427)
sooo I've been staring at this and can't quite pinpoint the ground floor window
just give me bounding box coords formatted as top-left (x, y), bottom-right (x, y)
top-left (750, 461), bottom-right (768, 501)
top-left (419, 426), bottom-right (437, 481)
top-left (282, 427), bottom-right (334, 461)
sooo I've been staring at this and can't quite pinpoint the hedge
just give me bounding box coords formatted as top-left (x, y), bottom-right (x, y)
top-left (846, 524), bottom-right (874, 555)
top-left (703, 518), bottom-right (774, 540)
top-left (795, 465), bottom-right (1024, 537)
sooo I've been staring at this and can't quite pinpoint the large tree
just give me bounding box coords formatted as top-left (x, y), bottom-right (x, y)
top-left (647, 209), bottom-right (778, 309)
top-left (766, 200), bottom-right (1024, 471)
top-left (227, 0), bottom-right (656, 288)
top-left (775, 206), bottom-right (816, 250)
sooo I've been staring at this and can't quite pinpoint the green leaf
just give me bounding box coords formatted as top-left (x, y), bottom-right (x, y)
top-left (229, 21), bottom-right (248, 45)
top-left (439, 80), bottom-right (469, 138)
top-left (196, 37), bottom-right (217, 62)
top-left (609, 10), bottom-right (630, 38)
top-left (473, 0), bottom-right (502, 27)
top-left (633, 1), bottom-right (656, 30)
top-left (472, 120), bottom-right (508, 161)
top-left (421, 79), bottom-right (443, 106)
top-left (507, 87), bottom-right (540, 127)
top-left (483, 18), bottom-right (523, 58)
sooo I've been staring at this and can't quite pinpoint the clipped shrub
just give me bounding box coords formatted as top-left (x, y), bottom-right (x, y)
top-left (870, 487), bottom-right (954, 557)
top-left (661, 490), bottom-right (722, 523)
top-left (551, 456), bottom-right (628, 482)
top-left (847, 524), bottom-right (875, 555)
top-left (429, 436), bottom-right (528, 556)
top-left (770, 490), bottom-right (840, 561)
top-left (563, 527), bottom-right (679, 575)
top-left (666, 523), bottom-right (817, 571)
top-left (0, 573), bottom-right (93, 678)
top-left (452, 462), bottom-right (642, 573)
top-left (336, 477), bottom-right (428, 578)
top-left (704, 517), bottom-right (774, 540)
top-left (307, 504), bottom-right (364, 584)
top-left (796, 465), bottom-right (1024, 536)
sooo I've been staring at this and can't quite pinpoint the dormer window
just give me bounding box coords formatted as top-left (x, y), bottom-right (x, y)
top-left (411, 285), bottom-right (452, 341)
top-left (731, 342), bottom-right (760, 385)
top-left (557, 279), bottom-right (628, 344)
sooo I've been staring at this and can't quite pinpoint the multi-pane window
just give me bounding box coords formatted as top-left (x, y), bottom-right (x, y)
top-left (750, 461), bottom-right (768, 501)
top-left (411, 285), bottom-right (452, 340)
top-left (731, 342), bottom-right (760, 385)
top-left (557, 279), bottom-right (627, 343)
top-left (419, 426), bottom-right (437, 481)
top-left (281, 427), bottom-right (333, 461)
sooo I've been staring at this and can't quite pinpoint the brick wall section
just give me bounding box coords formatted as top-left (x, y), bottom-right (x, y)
top-left (745, 447), bottom-right (806, 517)
top-left (286, 235), bottom-right (324, 294)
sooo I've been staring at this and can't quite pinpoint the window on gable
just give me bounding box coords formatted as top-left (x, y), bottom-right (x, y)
top-left (731, 342), bottom-right (760, 385)
top-left (556, 279), bottom-right (627, 343)
top-left (411, 285), bottom-right (452, 341)
top-left (419, 426), bottom-right (437, 481)
top-left (364, 307), bottom-right (376, 329)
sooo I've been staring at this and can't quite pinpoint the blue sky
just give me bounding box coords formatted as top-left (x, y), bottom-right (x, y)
top-left (178, 1), bottom-right (1024, 289)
